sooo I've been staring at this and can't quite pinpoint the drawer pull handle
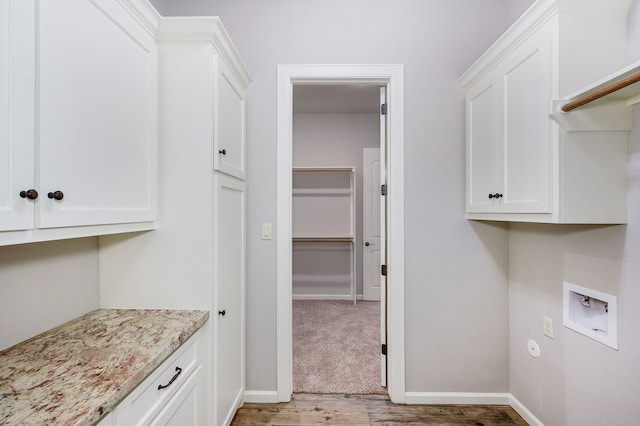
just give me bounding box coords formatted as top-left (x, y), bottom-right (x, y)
top-left (488, 193), bottom-right (503, 199)
top-left (219, 149), bottom-right (227, 155)
top-left (157, 366), bottom-right (182, 390)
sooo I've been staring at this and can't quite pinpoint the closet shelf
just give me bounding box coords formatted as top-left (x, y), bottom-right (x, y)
top-left (551, 60), bottom-right (640, 132)
top-left (293, 167), bottom-right (355, 173)
top-left (292, 166), bottom-right (356, 304)
top-left (560, 61), bottom-right (640, 112)
top-left (293, 236), bottom-right (354, 243)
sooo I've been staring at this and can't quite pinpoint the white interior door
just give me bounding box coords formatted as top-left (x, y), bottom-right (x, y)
top-left (379, 87), bottom-right (388, 387)
top-left (362, 148), bottom-right (381, 302)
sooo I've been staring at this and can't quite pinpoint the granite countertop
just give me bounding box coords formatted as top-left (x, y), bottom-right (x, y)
top-left (0, 308), bottom-right (209, 426)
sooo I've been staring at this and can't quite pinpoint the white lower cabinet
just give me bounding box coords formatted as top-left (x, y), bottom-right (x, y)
top-left (98, 331), bottom-right (204, 426)
top-left (150, 365), bottom-right (202, 425)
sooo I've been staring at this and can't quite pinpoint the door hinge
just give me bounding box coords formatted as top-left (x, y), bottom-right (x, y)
top-left (381, 344), bottom-right (387, 355)
top-left (380, 103), bottom-right (387, 115)
top-left (381, 184), bottom-right (387, 196)
top-left (381, 264), bottom-right (387, 276)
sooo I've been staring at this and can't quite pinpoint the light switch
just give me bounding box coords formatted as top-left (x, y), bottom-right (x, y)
top-left (543, 315), bottom-right (554, 339)
top-left (261, 223), bottom-right (272, 240)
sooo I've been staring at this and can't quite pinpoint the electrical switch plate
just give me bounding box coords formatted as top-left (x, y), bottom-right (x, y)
top-left (261, 223), bottom-right (272, 240)
top-left (527, 339), bottom-right (541, 358)
top-left (543, 316), bottom-right (554, 339)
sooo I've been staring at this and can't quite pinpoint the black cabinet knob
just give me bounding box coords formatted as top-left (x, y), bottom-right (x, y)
top-left (365, 242), bottom-right (370, 246)
top-left (218, 309), bottom-right (226, 316)
top-left (19, 189), bottom-right (39, 200)
top-left (218, 149), bottom-right (227, 155)
top-left (48, 191), bottom-right (64, 201)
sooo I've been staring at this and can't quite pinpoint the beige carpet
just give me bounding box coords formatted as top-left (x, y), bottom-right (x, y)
top-left (293, 300), bottom-right (387, 394)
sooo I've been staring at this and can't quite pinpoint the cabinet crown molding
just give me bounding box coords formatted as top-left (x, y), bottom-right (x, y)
top-left (118, 0), bottom-right (161, 38)
top-left (459, 0), bottom-right (633, 88)
top-left (157, 17), bottom-right (252, 89)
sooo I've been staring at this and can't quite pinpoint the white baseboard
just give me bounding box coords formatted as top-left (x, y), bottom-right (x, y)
top-left (405, 392), bottom-right (544, 425)
top-left (243, 390), bottom-right (543, 425)
top-left (405, 392), bottom-right (511, 405)
top-left (243, 390), bottom-right (279, 403)
top-left (509, 394), bottom-right (544, 426)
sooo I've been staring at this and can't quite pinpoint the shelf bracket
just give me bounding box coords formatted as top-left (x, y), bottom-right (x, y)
top-left (549, 99), bottom-right (632, 132)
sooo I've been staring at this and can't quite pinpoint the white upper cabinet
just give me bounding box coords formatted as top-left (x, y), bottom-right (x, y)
top-left (215, 59), bottom-right (247, 179)
top-left (0, 0), bottom-right (35, 232)
top-left (38, 0), bottom-right (157, 228)
top-left (466, 72), bottom-right (499, 213)
top-left (497, 27), bottom-right (550, 214)
top-left (461, 0), bottom-right (631, 224)
top-left (0, 0), bottom-right (158, 245)
top-left (158, 18), bottom-right (250, 182)
top-left (467, 27), bottom-right (551, 215)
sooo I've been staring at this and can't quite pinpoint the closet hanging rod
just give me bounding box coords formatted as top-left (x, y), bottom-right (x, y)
top-left (561, 69), bottom-right (640, 112)
top-left (292, 237), bottom-right (353, 243)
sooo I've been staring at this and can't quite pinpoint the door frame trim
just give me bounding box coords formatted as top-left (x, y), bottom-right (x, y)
top-left (276, 64), bottom-right (406, 403)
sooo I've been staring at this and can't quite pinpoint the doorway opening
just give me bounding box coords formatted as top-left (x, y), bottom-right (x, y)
top-left (291, 84), bottom-right (383, 394)
top-left (276, 64), bottom-right (406, 403)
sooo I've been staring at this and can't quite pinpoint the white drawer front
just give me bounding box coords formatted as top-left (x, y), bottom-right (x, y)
top-left (117, 334), bottom-right (199, 425)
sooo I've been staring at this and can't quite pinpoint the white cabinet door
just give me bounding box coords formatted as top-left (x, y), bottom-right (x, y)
top-left (497, 28), bottom-right (551, 213)
top-left (38, 0), bottom-right (157, 228)
top-left (466, 73), bottom-right (499, 213)
top-left (466, 27), bottom-right (551, 215)
top-left (213, 173), bottom-right (245, 426)
top-left (214, 60), bottom-right (247, 180)
top-left (0, 0), bottom-right (35, 231)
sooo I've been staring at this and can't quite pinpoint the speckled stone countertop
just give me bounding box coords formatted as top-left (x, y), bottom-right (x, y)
top-left (0, 309), bottom-right (209, 426)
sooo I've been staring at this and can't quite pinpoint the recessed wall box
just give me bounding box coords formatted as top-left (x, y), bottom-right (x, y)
top-left (563, 282), bottom-right (618, 350)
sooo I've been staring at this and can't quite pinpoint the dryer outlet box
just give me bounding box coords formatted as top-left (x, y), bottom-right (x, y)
top-left (563, 282), bottom-right (617, 350)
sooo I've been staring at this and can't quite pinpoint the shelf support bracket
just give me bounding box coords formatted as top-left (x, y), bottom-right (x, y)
top-left (549, 99), bottom-right (632, 132)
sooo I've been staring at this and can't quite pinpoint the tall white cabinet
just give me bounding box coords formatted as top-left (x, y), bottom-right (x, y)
top-left (1, 0), bottom-right (157, 244)
top-left (99, 16), bottom-right (250, 426)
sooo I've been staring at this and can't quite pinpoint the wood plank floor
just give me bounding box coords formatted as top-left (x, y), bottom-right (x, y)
top-left (231, 394), bottom-right (529, 425)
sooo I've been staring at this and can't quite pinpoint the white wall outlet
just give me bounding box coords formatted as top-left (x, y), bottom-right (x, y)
top-left (543, 316), bottom-right (554, 339)
top-left (261, 223), bottom-right (272, 240)
top-left (527, 339), bottom-right (541, 358)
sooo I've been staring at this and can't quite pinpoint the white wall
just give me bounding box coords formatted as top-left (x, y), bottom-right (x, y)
top-left (0, 238), bottom-right (99, 350)
top-left (508, 1), bottom-right (640, 424)
top-left (293, 112), bottom-right (379, 297)
top-left (156, 0), bottom-right (514, 394)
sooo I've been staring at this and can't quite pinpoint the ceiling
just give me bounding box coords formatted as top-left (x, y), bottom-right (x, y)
top-left (292, 85), bottom-right (382, 113)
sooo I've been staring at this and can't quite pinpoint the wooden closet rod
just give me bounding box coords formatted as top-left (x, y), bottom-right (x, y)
top-left (561, 70), bottom-right (640, 112)
top-left (292, 237), bottom-right (353, 243)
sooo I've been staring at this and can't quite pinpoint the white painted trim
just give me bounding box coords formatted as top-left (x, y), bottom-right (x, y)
top-left (243, 391), bottom-right (279, 404)
top-left (510, 394), bottom-right (545, 426)
top-left (406, 392), bottom-right (544, 425)
top-left (405, 392), bottom-right (511, 405)
top-left (276, 64), bottom-right (405, 403)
